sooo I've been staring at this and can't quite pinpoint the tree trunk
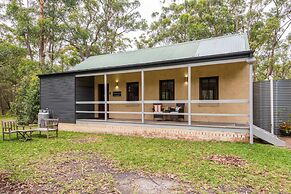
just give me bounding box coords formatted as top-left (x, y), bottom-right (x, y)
top-left (0, 90), bottom-right (4, 115)
top-left (25, 34), bottom-right (34, 60)
top-left (39, 0), bottom-right (46, 66)
top-left (267, 31), bottom-right (278, 78)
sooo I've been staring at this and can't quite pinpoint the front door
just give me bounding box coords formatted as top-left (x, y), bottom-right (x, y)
top-left (98, 84), bottom-right (109, 119)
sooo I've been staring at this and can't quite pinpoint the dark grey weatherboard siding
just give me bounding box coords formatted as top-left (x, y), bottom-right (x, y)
top-left (253, 79), bottom-right (291, 135)
top-left (40, 74), bottom-right (75, 123)
top-left (75, 76), bottom-right (95, 119)
top-left (253, 81), bottom-right (271, 132)
top-left (273, 80), bottom-right (291, 134)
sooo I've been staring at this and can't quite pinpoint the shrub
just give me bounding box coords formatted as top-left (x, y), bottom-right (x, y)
top-left (11, 75), bottom-right (40, 124)
top-left (279, 115), bottom-right (291, 136)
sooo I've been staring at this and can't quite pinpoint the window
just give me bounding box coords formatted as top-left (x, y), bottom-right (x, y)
top-left (160, 80), bottom-right (175, 100)
top-left (127, 82), bottom-right (139, 101)
top-left (199, 77), bottom-right (219, 100)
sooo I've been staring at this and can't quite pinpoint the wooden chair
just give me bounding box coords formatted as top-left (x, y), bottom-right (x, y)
top-left (36, 119), bottom-right (59, 138)
top-left (1, 120), bottom-right (23, 141)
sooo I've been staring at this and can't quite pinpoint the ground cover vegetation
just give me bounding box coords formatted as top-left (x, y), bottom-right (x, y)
top-left (0, 117), bottom-right (290, 193)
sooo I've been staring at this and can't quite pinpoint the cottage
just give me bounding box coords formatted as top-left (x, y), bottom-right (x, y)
top-left (39, 33), bottom-right (256, 143)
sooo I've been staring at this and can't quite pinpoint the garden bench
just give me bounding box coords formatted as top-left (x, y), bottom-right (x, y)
top-left (35, 118), bottom-right (59, 138)
top-left (1, 120), bottom-right (22, 141)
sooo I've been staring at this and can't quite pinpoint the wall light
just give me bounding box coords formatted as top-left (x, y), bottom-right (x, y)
top-left (184, 75), bottom-right (188, 84)
top-left (115, 80), bottom-right (119, 89)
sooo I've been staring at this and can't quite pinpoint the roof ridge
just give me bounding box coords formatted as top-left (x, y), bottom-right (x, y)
top-left (193, 32), bottom-right (246, 43)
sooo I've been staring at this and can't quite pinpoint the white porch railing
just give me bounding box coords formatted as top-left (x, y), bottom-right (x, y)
top-left (76, 99), bottom-right (249, 117)
top-left (75, 58), bottom-right (254, 143)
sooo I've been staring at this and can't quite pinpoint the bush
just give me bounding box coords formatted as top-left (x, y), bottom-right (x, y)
top-left (279, 114), bottom-right (291, 136)
top-left (11, 75), bottom-right (40, 124)
top-left (279, 120), bottom-right (291, 136)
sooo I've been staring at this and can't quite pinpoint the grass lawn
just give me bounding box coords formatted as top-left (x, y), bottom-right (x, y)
top-left (0, 116), bottom-right (290, 193)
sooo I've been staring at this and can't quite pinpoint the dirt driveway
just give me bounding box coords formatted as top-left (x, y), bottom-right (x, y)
top-left (1, 151), bottom-right (193, 194)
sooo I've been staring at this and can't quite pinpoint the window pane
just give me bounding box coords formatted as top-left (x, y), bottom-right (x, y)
top-left (200, 77), bottom-right (218, 100)
top-left (202, 90), bottom-right (208, 100)
top-left (127, 82), bottom-right (139, 101)
top-left (209, 90), bottom-right (214, 100)
top-left (160, 80), bottom-right (175, 100)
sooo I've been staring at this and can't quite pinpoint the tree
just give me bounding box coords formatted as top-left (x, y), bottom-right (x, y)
top-left (144, 0), bottom-right (244, 46)
top-left (3, 0), bottom-right (40, 61)
top-left (57, 0), bottom-right (147, 60)
top-left (142, 0), bottom-right (290, 80)
top-left (251, 0), bottom-right (291, 79)
top-left (39, 0), bottom-right (45, 65)
top-left (1, 0), bottom-right (147, 69)
top-left (0, 42), bottom-right (27, 115)
top-left (0, 0), bottom-right (147, 119)
top-left (12, 74), bottom-right (40, 124)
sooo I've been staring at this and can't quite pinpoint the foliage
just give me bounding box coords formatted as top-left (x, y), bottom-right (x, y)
top-left (1, 0), bottom-right (146, 69)
top-left (279, 114), bottom-right (291, 136)
top-left (0, 132), bottom-right (290, 192)
top-left (140, 0), bottom-right (291, 80)
top-left (0, 40), bottom-right (40, 122)
top-left (147, 0), bottom-right (243, 44)
top-left (0, 41), bottom-right (27, 115)
top-left (55, 0), bottom-right (147, 60)
top-left (11, 72), bottom-right (40, 124)
top-left (0, 42), bottom-right (27, 85)
top-left (0, 0), bottom-right (146, 119)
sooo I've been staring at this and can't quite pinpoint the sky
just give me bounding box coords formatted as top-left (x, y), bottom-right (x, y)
top-left (126, 0), bottom-right (184, 48)
top-left (137, 0), bottom-right (164, 23)
top-left (137, 0), bottom-right (184, 24)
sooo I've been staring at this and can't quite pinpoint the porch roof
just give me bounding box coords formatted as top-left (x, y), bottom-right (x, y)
top-left (71, 33), bottom-right (250, 72)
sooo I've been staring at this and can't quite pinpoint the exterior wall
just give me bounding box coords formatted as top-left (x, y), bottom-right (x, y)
top-left (60, 122), bottom-right (249, 142)
top-left (253, 81), bottom-right (271, 132)
top-left (254, 79), bottom-right (291, 135)
top-left (94, 73), bottom-right (142, 120)
top-left (40, 74), bottom-right (75, 123)
top-left (191, 62), bottom-right (249, 124)
top-left (76, 77), bottom-right (95, 119)
top-left (93, 62), bottom-right (249, 124)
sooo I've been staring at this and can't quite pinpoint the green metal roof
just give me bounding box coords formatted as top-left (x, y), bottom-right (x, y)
top-left (71, 33), bottom-right (250, 71)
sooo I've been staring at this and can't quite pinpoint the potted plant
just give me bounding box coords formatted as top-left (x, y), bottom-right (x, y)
top-left (279, 117), bottom-right (291, 136)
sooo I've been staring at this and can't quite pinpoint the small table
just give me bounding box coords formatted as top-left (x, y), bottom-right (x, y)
top-left (17, 129), bottom-right (35, 141)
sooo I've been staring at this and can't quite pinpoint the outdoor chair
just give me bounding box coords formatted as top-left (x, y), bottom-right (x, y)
top-left (176, 103), bottom-right (185, 121)
top-left (167, 103), bottom-right (185, 121)
top-left (1, 120), bottom-right (22, 141)
top-left (36, 118), bottom-right (59, 138)
top-left (153, 104), bottom-right (163, 120)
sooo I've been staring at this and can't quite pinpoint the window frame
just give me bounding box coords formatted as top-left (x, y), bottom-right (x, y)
top-left (199, 76), bottom-right (219, 100)
top-left (159, 79), bottom-right (175, 100)
top-left (126, 82), bottom-right (139, 101)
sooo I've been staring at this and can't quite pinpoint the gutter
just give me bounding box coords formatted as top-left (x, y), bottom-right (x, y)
top-left (38, 50), bottom-right (253, 77)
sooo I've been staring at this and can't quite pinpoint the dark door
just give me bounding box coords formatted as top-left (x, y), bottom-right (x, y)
top-left (98, 84), bottom-right (109, 119)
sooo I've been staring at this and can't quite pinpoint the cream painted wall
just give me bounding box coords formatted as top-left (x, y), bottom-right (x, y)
top-left (190, 62), bottom-right (249, 123)
top-left (93, 62), bottom-right (250, 124)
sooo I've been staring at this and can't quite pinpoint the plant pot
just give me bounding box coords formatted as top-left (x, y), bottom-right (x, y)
top-left (279, 129), bottom-right (291, 136)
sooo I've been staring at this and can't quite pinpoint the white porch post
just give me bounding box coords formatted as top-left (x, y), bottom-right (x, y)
top-left (141, 70), bottom-right (145, 123)
top-left (249, 64), bottom-right (253, 144)
top-left (269, 75), bottom-right (274, 134)
top-left (188, 65), bottom-right (191, 125)
top-left (104, 74), bottom-right (108, 121)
